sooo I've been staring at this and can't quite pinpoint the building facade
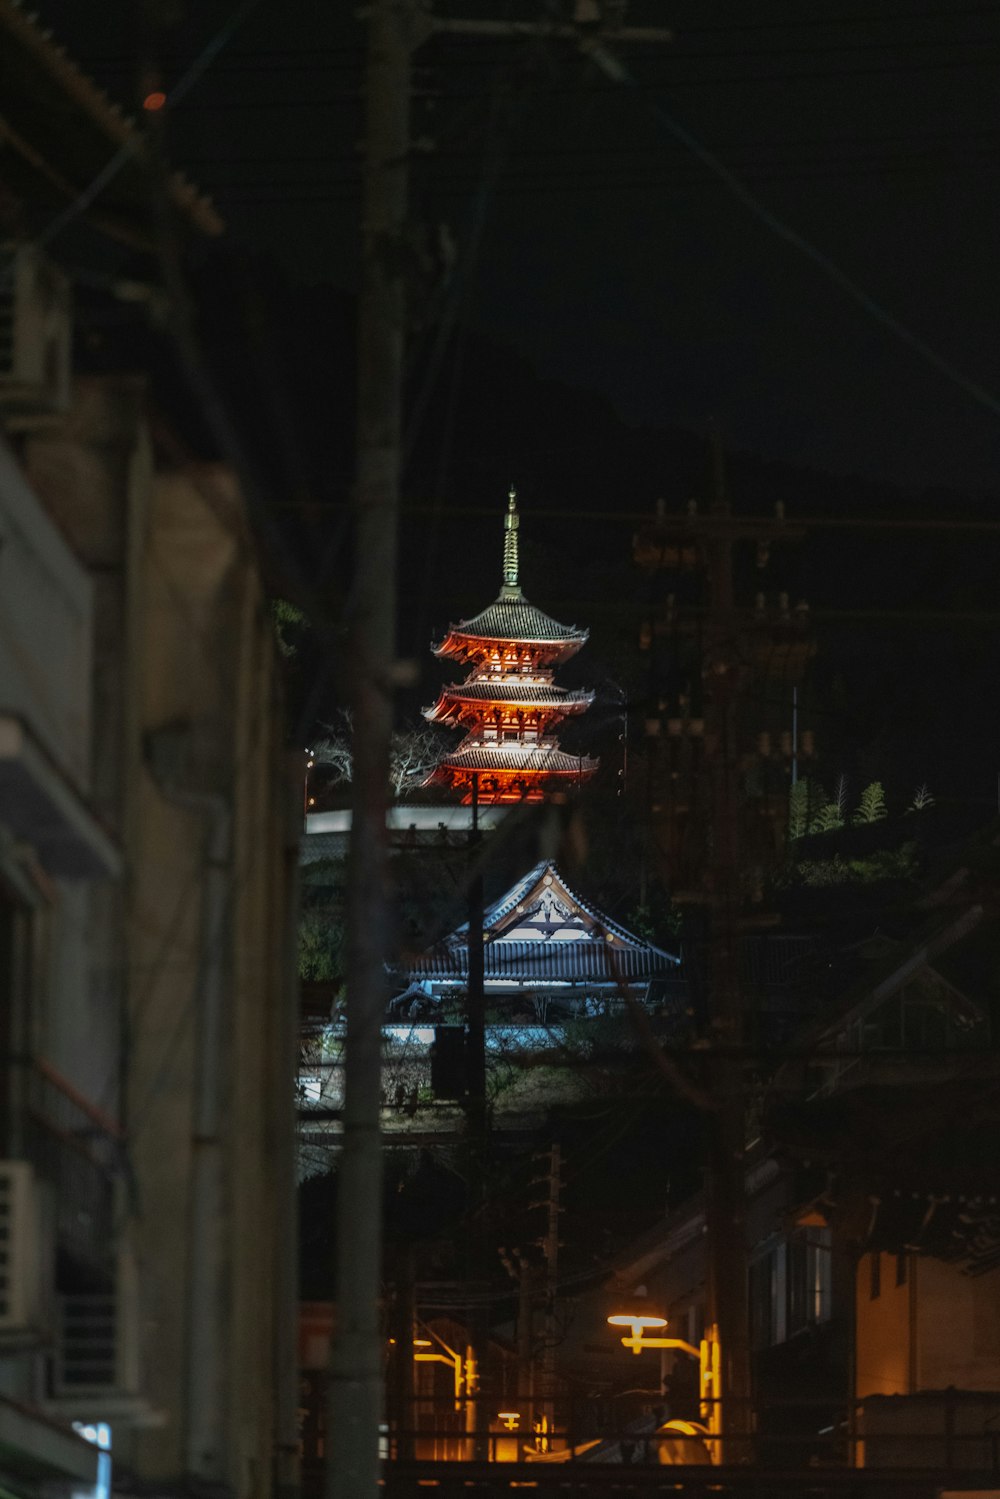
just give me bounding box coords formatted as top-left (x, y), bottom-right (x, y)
top-left (0, 9), bottom-right (300, 1496)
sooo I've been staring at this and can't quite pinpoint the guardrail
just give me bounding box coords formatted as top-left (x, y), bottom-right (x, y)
top-left (300, 1384), bottom-right (1000, 1479)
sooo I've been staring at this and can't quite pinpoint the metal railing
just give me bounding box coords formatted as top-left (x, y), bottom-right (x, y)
top-left (299, 1380), bottom-right (1000, 1491)
top-left (20, 1059), bottom-right (124, 1280)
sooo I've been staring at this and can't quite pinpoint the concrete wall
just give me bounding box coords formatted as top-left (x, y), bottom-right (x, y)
top-left (0, 433), bottom-right (92, 787)
top-left (856, 1250), bottom-right (1000, 1407)
top-left (855, 1251), bottom-right (912, 1398)
top-left (23, 380), bottom-right (299, 1499)
top-left (917, 1258), bottom-right (1000, 1392)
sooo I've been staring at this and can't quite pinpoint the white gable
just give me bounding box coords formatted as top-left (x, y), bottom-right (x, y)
top-left (494, 868), bottom-right (605, 944)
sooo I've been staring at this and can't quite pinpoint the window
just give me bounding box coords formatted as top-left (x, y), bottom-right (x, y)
top-left (751, 1230), bottom-right (832, 1349)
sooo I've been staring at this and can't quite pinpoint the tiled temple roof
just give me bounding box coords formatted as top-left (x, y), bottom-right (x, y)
top-left (426, 681), bottom-right (594, 713)
top-left (410, 938), bottom-right (675, 986)
top-left (434, 595), bottom-right (587, 651)
top-left (434, 744), bottom-right (598, 776)
top-left (441, 681), bottom-right (592, 705)
top-left (406, 860), bottom-right (679, 988)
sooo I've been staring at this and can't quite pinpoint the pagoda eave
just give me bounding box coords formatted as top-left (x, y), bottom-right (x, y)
top-left (432, 636), bottom-right (586, 669)
top-left (423, 761), bottom-right (597, 806)
top-left (422, 688), bottom-right (595, 724)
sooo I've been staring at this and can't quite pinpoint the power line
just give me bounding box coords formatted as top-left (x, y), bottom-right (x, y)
top-left (557, 42), bottom-right (1000, 425)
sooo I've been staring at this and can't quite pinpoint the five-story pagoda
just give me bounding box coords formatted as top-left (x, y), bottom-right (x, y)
top-left (423, 488), bottom-right (598, 803)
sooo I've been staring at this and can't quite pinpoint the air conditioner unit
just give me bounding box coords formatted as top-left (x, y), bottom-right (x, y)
top-left (51, 1251), bottom-right (140, 1400)
top-left (0, 1159), bottom-right (51, 1336)
top-left (0, 244), bottom-right (72, 420)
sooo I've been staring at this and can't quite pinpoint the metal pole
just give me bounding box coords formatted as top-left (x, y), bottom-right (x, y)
top-left (540, 1142), bottom-right (562, 1442)
top-left (326, 2), bottom-right (410, 1494)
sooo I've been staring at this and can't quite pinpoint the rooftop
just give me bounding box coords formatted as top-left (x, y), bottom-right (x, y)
top-left (404, 860), bottom-right (679, 990)
top-left (432, 743), bottom-right (598, 776)
top-left (433, 595), bottom-right (588, 654)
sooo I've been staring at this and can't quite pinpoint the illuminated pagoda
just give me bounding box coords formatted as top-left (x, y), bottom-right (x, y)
top-left (423, 488), bottom-right (598, 803)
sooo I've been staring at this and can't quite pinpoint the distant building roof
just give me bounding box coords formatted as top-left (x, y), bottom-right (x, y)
top-left (427, 681), bottom-right (594, 713)
top-left (434, 595), bottom-right (587, 654)
top-left (432, 743), bottom-right (598, 778)
top-left (405, 859), bottom-right (679, 991)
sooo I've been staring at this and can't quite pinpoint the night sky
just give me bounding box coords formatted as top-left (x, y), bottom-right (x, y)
top-left (34, 0), bottom-right (1000, 493)
top-left (29, 0), bottom-right (1000, 806)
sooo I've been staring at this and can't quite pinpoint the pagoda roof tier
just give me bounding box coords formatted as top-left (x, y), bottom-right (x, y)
top-left (424, 681), bottom-right (595, 722)
top-left (405, 860), bottom-right (679, 990)
top-left (427, 743), bottom-right (599, 779)
top-left (433, 594), bottom-right (588, 661)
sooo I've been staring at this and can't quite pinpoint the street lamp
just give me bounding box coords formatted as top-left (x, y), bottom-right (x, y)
top-left (413, 1335), bottom-right (465, 1403)
top-left (606, 1312), bottom-right (720, 1443)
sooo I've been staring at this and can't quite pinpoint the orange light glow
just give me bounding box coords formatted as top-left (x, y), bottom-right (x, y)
top-left (142, 90), bottom-right (167, 111)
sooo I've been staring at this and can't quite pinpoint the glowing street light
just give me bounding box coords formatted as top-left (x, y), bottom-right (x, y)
top-left (413, 1334), bottom-right (465, 1402)
top-left (606, 1311), bottom-right (721, 1446)
top-left (497, 1412), bottom-right (521, 1431)
top-left (607, 1312), bottom-right (668, 1350)
top-left (607, 1312), bottom-right (701, 1359)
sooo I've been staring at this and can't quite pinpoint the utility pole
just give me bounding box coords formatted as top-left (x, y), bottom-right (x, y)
top-left (464, 771), bottom-right (488, 1458)
top-left (515, 1251), bottom-right (536, 1438)
top-left (700, 440), bottom-right (753, 1462)
top-left (327, 1), bottom-right (409, 1495)
top-left (633, 441), bottom-right (811, 1463)
top-left (466, 772), bottom-right (486, 1143)
top-left (537, 1142), bottom-right (562, 1449)
top-left (331, 10), bottom-right (672, 1495)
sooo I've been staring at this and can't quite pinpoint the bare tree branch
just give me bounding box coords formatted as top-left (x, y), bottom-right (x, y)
top-left (313, 709), bottom-right (447, 798)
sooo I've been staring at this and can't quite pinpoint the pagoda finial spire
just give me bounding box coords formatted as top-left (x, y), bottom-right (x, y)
top-left (500, 484), bottom-right (522, 599)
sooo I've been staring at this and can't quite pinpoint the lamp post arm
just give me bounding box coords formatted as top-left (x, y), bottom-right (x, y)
top-left (619, 1335), bottom-right (702, 1358)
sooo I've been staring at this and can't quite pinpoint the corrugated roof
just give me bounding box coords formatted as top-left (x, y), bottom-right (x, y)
top-left (434, 595), bottom-right (587, 650)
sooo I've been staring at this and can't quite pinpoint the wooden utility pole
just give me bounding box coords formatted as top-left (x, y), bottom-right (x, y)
top-left (467, 773), bottom-right (486, 1141)
top-left (330, 11), bottom-right (672, 1495)
top-left (700, 440), bottom-right (753, 1461)
top-left (539, 1142), bottom-right (563, 1445)
top-left (633, 442), bottom-right (810, 1463)
top-left (327, 1), bottom-right (409, 1495)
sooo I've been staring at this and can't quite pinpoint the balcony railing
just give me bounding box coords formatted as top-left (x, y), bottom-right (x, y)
top-left (20, 1059), bottom-right (125, 1281)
